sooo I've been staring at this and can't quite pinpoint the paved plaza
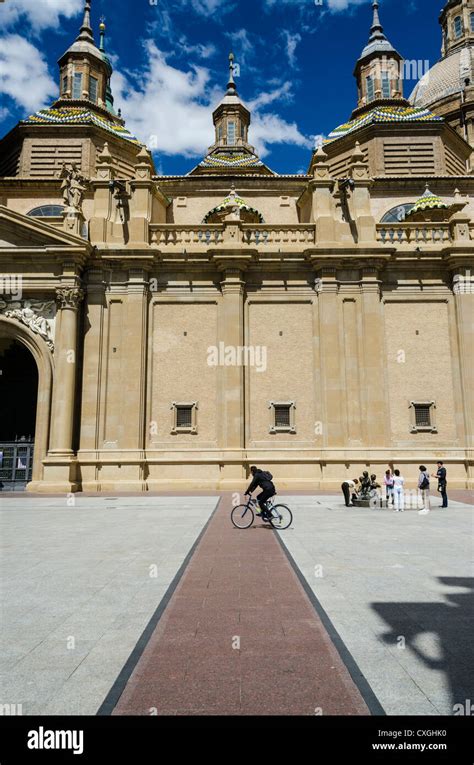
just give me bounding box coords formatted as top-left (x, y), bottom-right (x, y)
top-left (0, 492), bottom-right (472, 716)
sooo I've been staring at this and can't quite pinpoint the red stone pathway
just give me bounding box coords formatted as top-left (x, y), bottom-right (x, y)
top-left (112, 493), bottom-right (370, 716)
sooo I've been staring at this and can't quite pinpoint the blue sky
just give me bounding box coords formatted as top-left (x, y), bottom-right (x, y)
top-left (0, 0), bottom-right (443, 175)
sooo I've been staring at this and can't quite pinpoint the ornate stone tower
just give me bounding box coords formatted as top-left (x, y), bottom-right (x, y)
top-left (410, 0), bottom-right (474, 151)
top-left (0, 0), bottom-right (149, 180)
top-left (353, 0), bottom-right (406, 116)
top-left (191, 54), bottom-right (273, 174)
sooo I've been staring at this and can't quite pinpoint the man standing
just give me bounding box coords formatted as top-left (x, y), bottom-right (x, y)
top-left (432, 461), bottom-right (448, 508)
top-left (341, 478), bottom-right (359, 507)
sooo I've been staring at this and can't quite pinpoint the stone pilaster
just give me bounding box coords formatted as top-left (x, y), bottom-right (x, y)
top-left (89, 142), bottom-right (114, 244)
top-left (121, 268), bottom-right (149, 450)
top-left (317, 267), bottom-right (346, 447)
top-left (349, 142), bottom-right (376, 243)
top-left (129, 147), bottom-right (154, 244)
top-left (219, 266), bottom-right (246, 451)
top-left (451, 266), bottom-right (474, 457)
top-left (309, 146), bottom-right (336, 242)
top-left (79, 269), bottom-right (107, 451)
top-left (360, 265), bottom-right (388, 446)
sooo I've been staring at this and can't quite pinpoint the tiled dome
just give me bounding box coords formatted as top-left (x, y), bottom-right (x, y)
top-left (410, 45), bottom-right (473, 108)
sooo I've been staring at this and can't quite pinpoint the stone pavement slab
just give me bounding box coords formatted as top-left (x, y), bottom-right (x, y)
top-left (276, 494), bottom-right (474, 716)
top-left (0, 495), bottom-right (218, 715)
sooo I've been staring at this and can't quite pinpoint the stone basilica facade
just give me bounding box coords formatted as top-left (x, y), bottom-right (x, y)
top-left (0, 0), bottom-right (472, 492)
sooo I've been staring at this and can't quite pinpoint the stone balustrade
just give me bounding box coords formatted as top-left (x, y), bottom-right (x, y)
top-left (240, 224), bottom-right (316, 246)
top-left (149, 223), bottom-right (316, 248)
top-left (376, 223), bottom-right (453, 245)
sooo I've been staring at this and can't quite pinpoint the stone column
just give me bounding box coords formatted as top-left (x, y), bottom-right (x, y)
top-left (49, 286), bottom-right (84, 454)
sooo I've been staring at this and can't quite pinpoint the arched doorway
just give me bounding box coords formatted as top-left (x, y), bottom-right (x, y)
top-left (0, 319), bottom-right (53, 492)
top-left (0, 339), bottom-right (38, 490)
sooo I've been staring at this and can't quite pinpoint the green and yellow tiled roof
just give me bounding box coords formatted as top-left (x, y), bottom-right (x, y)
top-left (199, 150), bottom-right (263, 168)
top-left (203, 188), bottom-right (264, 223)
top-left (21, 107), bottom-right (142, 145)
top-left (406, 185), bottom-right (449, 216)
top-left (325, 106), bottom-right (443, 144)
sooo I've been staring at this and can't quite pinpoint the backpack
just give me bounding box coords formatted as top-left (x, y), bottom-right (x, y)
top-left (420, 473), bottom-right (429, 490)
top-left (261, 470), bottom-right (273, 482)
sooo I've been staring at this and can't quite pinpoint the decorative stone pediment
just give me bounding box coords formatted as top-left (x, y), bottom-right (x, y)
top-left (0, 205), bottom-right (89, 250)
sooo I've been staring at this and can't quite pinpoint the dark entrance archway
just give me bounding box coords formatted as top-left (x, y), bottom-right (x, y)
top-left (0, 338), bottom-right (38, 490)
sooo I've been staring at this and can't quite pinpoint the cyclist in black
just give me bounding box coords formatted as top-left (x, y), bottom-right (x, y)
top-left (244, 465), bottom-right (276, 521)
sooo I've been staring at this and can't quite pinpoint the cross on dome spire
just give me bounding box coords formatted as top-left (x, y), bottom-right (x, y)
top-left (227, 52), bottom-right (237, 94)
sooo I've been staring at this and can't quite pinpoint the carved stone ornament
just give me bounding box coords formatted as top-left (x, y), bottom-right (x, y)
top-left (0, 299), bottom-right (56, 351)
top-left (55, 287), bottom-right (85, 310)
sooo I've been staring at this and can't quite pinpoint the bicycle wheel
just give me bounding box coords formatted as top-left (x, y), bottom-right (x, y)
top-left (269, 504), bottom-right (293, 530)
top-left (231, 504), bottom-right (255, 529)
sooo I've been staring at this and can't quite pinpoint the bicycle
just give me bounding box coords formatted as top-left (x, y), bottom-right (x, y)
top-left (230, 495), bottom-right (293, 530)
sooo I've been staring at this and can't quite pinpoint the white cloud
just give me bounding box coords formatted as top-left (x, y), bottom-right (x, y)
top-left (265, 0), bottom-right (369, 10)
top-left (0, 0), bottom-right (83, 31)
top-left (112, 42), bottom-right (310, 161)
top-left (112, 42), bottom-right (215, 158)
top-left (0, 35), bottom-right (56, 113)
top-left (282, 31), bottom-right (302, 68)
top-left (248, 82), bottom-right (293, 110)
top-left (251, 113), bottom-right (311, 157)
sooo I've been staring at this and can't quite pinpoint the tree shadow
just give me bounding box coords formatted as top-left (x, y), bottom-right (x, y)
top-left (372, 577), bottom-right (474, 714)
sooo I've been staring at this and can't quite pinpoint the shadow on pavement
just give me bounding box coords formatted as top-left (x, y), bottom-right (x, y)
top-left (372, 577), bottom-right (474, 714)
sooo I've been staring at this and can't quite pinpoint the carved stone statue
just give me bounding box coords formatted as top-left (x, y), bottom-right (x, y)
top-left (0, 299), bottom-right (55, 351)
top-left (59, 163), bottom-right (87, 211)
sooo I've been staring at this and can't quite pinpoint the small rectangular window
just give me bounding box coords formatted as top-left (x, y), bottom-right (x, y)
top-left (62, 75), bottom-right (68, 95)
top-left (381, 72), bottom-right (391, 98)
top-left (227, 121), bottom-right (236, 145)
top-left (269, 401), bottom-right (296, 434)
top-left (89, 75), bottom-right (98, 103)
top-left (176, 405), bottom-right (193, 429)
top-left (274, 405), bottom-right (291, 428)
top-left (366, 76), bottom-right (375, 102)
top-left (454, 15), bottom-right (463, 38)
top-left (471, 12), bottom-right (474, 32)
top-left (410, 401), bottom-right (437, 433)
top-left (72, 72), bottom-right (82, 99)
top-left (171, 402), bottom-right (198, 434)
top-left (415, 405), bottom-right (431, 428)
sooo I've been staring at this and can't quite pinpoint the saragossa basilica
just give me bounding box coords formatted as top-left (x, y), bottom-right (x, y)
top-left (0, 0), bottom-right (472, 493)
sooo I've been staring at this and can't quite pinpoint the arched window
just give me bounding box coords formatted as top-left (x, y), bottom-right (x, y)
top-left (27, 205), bottom-right (65, 218)
top-left (471, 12), bottom-right (474, 32)
top-left (454, 15), bottom-right (463, 38)
top-left (380, 204), bottom-right (415, 223)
